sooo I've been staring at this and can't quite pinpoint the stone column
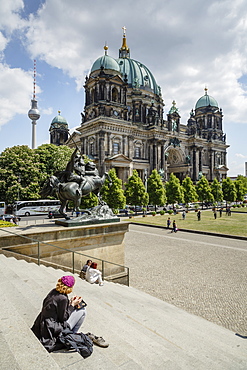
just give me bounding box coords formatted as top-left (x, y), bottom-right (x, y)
top-left (192, 147), bottom-right (197, 182)
top-left (128, 135), bottom-right (134, 159)
top-left (107, 132), bottom-right (111, 156)
top-left (122, 135), bottom-right (126, 156)
top-left (98, 130), bottom-right (106, 175)
top-left (160, 141), bottom-right (165, 170)
top-left (209, 149), bottom-right (214, 181)
top-left (199, 148), bottom-right (202, 172)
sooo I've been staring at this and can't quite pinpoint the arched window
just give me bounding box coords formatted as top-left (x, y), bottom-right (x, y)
top-left (112, 87), bottom-right (118, 102)
top-left (113, 142), bottom-right (120, 155)
top-left (134, 147), bottom-right (141, 158)
top-left (89, 142), bottom-right (94, 156)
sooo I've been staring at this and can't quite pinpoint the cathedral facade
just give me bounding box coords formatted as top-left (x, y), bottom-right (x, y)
top-left (66, 30), bottom-right (229, 184)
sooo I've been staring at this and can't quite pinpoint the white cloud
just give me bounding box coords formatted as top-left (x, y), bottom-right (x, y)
top-left (41, 107), bottom-right (53, 115)
top-left (1, 0), bottom-right (247, 143)
top-left (0, 64), bottom-right (33, 126)
top-left (20, 0), bottom-right (247, 125)
top-left (0, 0), bottom-right (24, 33)
top-left (235, 153), bottom-right (247, 158)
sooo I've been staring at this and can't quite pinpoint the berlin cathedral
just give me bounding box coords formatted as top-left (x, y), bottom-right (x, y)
top-left (50, 29), bottom-right (229, 184)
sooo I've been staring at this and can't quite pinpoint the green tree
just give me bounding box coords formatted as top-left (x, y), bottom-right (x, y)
top-left (100, 168), bottom-right (126, 213)
top-left (196, 176), bottom-right (214, 207)
top-left (0, 145), bottom-right (45, 203)
top-left (35, 144), bottom-right (73, 176)
top-left (236, 175), bottom-right (247, 194)
top-left (147, 169), bottom-right (166, 210)
top-left (182, 176), bottom-right (198, 208)
top-left (210, 178), bottom-right (223, 204)
top-left (80, 193), bottom-right (98, 209)
top-left (124, 170), bottom-right (149, 211)
top-left (234, 177), bottom-right (246, 202)
top-left (165, 173), bottom-right (184, 206)
top-left (222, 177), bottom-right (236, 205)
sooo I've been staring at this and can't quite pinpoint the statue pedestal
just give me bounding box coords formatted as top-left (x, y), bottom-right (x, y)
top-left (1, 221), bottom-right (129, 282)
top-left (55, 217), bottom-right (120, 227)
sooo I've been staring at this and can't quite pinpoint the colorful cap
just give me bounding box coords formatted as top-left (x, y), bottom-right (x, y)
top-left (61, 275), bottom-right (75, 287)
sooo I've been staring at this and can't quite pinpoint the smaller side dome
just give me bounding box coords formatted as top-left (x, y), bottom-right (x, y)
top-left (91, 54), bottom-right (120, 73)
top-left (51, 111), bottom-right (68, 127)
top-left (195, 88), bottom-right (218, 110)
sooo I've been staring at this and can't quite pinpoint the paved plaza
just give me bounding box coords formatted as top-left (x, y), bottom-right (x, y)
top-left (125, 224), bottom-right (247, 336)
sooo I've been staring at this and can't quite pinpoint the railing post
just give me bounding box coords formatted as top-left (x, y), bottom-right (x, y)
top-left (102, 260), bottom-right (104, 281)
top-left (38, 242), bottom-right (40, 265)
top-left (72, 252), bottom-right (75, 274)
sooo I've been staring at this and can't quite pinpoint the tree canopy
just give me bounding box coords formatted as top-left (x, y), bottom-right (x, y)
top-left (124, 170), bottom-right (149, 207)
top-left (210, 178), bottom-right (223, 203)
top-left (196, 176), bottom-right (214, 205)
top-left (147, 169), bottom-right (166, 207)
top-left (0, 144), bottom-right (73, 204)
top-left (35, 144), bottom-right (73, 176)
top-left (222, 177), bottom-right (236, 205)
top-left (0, 146), bottom-right (45, 203)
top-left (165, 173), bottom-right (184, 205)
top-left (100, 168), bottom-right (126, 212)
top-left (234, 177), bottom-right (246, 202)
top-left (182, 176), bottom-right (198, 206)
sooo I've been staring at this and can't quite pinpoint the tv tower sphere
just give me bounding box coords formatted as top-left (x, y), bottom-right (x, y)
top-left (28, 60), bottom-right (40, 149)
top-left (28, 99), bottom-right (40, 149)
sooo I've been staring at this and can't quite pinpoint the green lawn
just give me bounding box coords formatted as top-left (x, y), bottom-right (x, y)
top-left (130, 209), bottom-right (247, 237)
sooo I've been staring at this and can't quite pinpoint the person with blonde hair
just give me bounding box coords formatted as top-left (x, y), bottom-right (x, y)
top-left (31, 275), bottom-right (86, 352)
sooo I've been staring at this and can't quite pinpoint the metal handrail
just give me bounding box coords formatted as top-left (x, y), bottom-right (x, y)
top-left (0, 228), bottom-right (129, 285)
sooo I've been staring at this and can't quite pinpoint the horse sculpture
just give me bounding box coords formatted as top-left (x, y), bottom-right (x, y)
top-left (41, 173), bottom-right (111, 220)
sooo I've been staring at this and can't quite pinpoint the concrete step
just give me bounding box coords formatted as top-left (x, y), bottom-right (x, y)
top-left (0, 280), bottom-right (60, 369)
top-left (1, 254), bottom-right (247, 369)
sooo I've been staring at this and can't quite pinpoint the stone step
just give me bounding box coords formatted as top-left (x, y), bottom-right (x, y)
top-left (0, 282), bottom-right (60, 369)
top-left (1, 254), bottom-right (247, 369)
top-left (0, 256), bottom-right (144, 368)
top-left (30, 261), bottom-right (247, 369)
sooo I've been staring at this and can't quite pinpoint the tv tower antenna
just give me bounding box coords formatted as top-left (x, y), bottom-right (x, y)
top-left (28, 60), bottom-right (40, 149)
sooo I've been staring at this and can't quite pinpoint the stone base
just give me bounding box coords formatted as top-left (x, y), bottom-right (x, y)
top-left (1, 222), bottom-right (129, 279)
top-left (55, 217), bottom-right (120, 227)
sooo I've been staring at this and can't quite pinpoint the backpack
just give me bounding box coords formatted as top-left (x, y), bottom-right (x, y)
top-left (59, 328), bottom-right (93, 359)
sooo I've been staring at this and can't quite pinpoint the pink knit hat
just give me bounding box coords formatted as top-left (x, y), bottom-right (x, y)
top-left (61, 275), bottom-right (75, 287)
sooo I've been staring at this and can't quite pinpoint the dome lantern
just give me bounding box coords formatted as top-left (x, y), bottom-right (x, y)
top-left (195, 88), bottom-right (218, 110)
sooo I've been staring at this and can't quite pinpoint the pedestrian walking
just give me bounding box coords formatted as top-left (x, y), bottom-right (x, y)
top-left (213, 210), bottom-right (217, 219)
top-left (172, 220), bottom-right (177, 233)
top-left (197, 210), bottom-right (201, 221)
top-left (182, 210), bottom-right (186, 220)
top-left (167, 217), bottom-right (171, 229)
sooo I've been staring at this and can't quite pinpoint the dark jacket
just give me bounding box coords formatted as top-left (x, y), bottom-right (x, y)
top-left (31, 288), bottom-right (75, 352)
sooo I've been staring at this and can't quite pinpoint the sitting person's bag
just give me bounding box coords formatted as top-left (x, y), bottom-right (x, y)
top-left (59, 328), bottom-right (93, 358)
top-left (79, 270), bottom-right (86, 279)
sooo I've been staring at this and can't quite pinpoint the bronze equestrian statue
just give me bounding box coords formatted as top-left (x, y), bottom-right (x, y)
top-left (41, 149), bottom-right (111, 219)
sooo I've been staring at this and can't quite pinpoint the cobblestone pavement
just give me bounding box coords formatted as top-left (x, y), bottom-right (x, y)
top-left (125, 224), bottom-right (247, 335)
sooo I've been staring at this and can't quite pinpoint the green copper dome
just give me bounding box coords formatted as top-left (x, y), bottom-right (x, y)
top-left (117, 57), bottom-right (160, 95)
top-left (51, 112), bottom-right (68, 127)
top-left (91, 54), bottom-right (120, 73)
top-left (195, 89), bottom-right (218, 109)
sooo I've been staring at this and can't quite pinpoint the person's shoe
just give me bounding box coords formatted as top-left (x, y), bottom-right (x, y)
top-left (86, 332), bottom-right (95, 341)
top-left (92, 336), bottom-right (109, 348)
top-left (99, 282), bottom-right (104, 286)
top-left (85, 333), bottom-right (109, 347)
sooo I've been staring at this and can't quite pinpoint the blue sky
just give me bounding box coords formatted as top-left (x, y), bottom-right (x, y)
top-left (1, 0), bottom-right (247, 177)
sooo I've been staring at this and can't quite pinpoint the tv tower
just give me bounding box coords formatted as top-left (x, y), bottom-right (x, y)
top-left (28, 60), bottom-right (40, 149)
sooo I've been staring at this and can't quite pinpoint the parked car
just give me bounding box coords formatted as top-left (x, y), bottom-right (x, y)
top-left (48, 210), bottom-right (63, 219)
top-left (129, 205), bottom-right (143, 212)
